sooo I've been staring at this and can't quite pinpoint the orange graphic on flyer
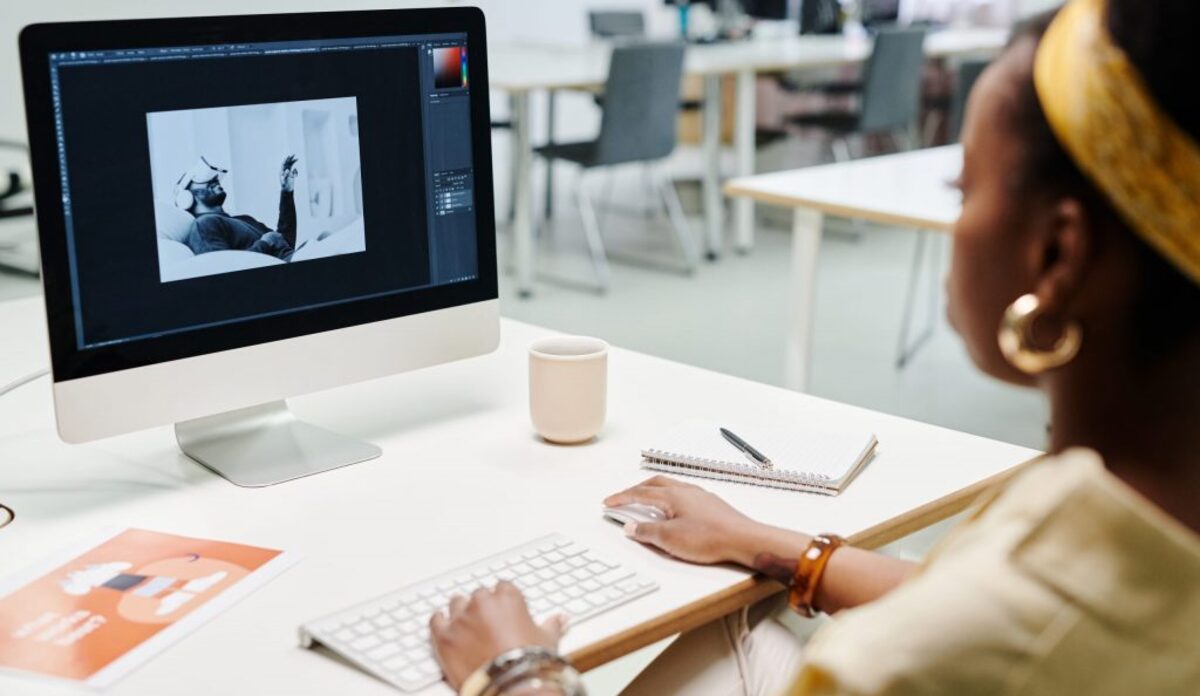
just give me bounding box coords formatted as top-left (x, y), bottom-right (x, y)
top-left (0, 529), bottom-right (282, 682)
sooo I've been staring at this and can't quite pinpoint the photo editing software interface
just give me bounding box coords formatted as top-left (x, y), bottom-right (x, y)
top-left (48, 32), bottom-right (479, 352)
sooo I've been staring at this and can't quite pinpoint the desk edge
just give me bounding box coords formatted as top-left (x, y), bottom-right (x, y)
top-left (566, 456), bottom-right (1036, 672)
top-left (723, 182), bottom-right (956, 233)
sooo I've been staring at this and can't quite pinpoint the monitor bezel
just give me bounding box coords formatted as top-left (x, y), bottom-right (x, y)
top-left (20, 7), bottom-right (498, 383)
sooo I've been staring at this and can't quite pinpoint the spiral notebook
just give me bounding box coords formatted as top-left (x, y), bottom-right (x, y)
top-left (641, 419), bottom-right (877, 495)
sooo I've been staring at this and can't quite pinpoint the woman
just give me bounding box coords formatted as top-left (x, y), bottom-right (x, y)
top-left (430, 0), bottom-right (1200, 693)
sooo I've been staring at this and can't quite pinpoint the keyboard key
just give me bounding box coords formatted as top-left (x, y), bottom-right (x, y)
top-left (586, 592), bottom-right (610, 606)
top-left (565, 599), bottom-right (590, 615)
top-left (382, 655), bottom-right (409, 672)
top-left (367, 642), bottom-right (402, 661)
top-left (334, 629), bottom-right (355, 642)
top-left (351, 635), bottom-right (382, 652)
top-left (397, 667), bottom-right (423, 686)
top-left (380, 627), bottom-right (400, 641)
top-left (352, 621), bottom-right (375, 636)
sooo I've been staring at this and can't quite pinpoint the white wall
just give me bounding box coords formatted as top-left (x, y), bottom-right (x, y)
top-left (0, 0), bottom-right (673, 143)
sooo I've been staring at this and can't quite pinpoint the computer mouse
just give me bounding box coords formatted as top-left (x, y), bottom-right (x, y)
top-left (602, 503), bottom-right (667, 526)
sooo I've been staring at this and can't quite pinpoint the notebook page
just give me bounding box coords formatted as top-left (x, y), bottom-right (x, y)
top-left (644, 419), bottom-right (875, 481)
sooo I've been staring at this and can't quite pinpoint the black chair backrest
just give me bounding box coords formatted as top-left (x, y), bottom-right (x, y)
top-left (594, 42), bottom-right (687, 166)
top-left (588, 11), bottom-right (647, 39)
top-left (801, 0), bottom-right (842, 35)
top-left (950, 58), bottom-right (990, 141)
top-left (859, 27), bottom-right (928, 133)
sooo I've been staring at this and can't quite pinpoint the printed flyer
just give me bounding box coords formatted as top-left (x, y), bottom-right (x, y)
top-left (0, 528), bottom-right (295, 688)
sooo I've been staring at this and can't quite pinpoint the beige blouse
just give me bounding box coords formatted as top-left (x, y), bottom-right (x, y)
top-left (787, 448), bottom-right (1200, 695)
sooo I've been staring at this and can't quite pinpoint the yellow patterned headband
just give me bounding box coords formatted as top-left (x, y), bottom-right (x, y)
top-left (1034, 0), bottom-right (1200, 286)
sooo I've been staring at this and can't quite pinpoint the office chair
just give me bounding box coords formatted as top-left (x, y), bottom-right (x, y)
top-left (800, 0), bottom-right (842, 34)
top-left (788, 27), bottom-right (928, 161)
top-left (588, 11), bottom-right (646, 39)
top-left (895, 58), bottom-right (989, 370)
top-left (535, 42), bottom-right (697, 292)
top-left (948, 58), bottom-right (989, 142)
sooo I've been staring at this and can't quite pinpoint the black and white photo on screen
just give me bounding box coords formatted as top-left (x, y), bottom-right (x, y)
top-left (146, 97), bottom-right (367, 283)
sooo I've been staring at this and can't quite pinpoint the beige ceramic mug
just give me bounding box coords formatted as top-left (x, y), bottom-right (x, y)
top-left (529, 336), bottom-right (608, 444)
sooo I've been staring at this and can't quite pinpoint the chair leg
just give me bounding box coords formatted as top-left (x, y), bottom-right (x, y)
top-left (642, 164), bottom-right (656, 219)
top-left (506, 94), bottom-right (518, 226)
top-left (599, 168), bottom-right (616, 231)
top-left (544, 91), bottom-right (557, 221)
top-left (895, 229), bottom-right (938, 368)
top-left (575, 174), bottom-right (612, 293)
top-left (659, 169), bottom-right (700, 272)
top-left (832, 137), bottom-right (852, 163)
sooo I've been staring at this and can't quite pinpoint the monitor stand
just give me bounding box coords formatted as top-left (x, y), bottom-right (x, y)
top-left (175, 401), bottom-right (382, 487)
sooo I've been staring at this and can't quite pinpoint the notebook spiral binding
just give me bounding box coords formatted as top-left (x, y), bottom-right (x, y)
top-left (642, 450), bottom-right (833, 488)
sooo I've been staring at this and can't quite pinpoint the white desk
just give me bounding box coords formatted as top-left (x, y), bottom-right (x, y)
top-left (0, 293), bottom-right (1034, 695)
top-left (490, 30), bottom-right (1003, 296)
top-left (725, 145), bottom-right (963, 391)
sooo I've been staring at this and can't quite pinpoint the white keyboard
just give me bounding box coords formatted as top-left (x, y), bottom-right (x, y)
top-left (299, 534), bottom-right (658, 692)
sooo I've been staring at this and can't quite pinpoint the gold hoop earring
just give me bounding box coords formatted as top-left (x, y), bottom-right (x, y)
top-left (998, 293), bottom-right (1082, 374)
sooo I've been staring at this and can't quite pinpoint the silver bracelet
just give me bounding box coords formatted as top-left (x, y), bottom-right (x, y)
top-left (459, 646), bottom-right (584, 696)
top-left (493, 656), bottom-right (584, 696)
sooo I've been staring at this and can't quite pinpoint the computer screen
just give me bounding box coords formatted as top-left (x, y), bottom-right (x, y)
top-left (31, 22), bottom-right (495, 380)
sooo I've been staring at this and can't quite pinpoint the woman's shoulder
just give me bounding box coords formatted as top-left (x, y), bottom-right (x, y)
top-left (791, 449), bottom-right (1200, 695)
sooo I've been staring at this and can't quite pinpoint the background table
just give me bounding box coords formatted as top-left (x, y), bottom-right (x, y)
top-left (725, 145), bottom-right (963, 391)
top-left (0, 291), bottom-right (1033, 695)
top-left (490, 30), bottom-right (1004, 296)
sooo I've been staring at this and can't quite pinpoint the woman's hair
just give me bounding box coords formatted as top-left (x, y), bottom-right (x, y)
top-left (1005, 0), bottom-right (1200, 361)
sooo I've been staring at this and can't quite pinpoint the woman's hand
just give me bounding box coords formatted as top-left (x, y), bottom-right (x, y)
top-left (604, 476), bottom-right (793, 567)
top-left (429, 582), bottom-right (568, 691)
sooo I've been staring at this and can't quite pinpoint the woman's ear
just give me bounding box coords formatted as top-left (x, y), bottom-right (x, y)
top-left (1031, 197), bottom-right (1093, 320)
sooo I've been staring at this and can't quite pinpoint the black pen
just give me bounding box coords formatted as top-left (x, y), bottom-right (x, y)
top-left (720, 427), bottom-right (773, 469)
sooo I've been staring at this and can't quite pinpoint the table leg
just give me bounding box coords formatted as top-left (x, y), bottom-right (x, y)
top-left (733, 68), bottom-right (755, 254)
top-left (511, 92), bottom-right (535, 298)
top-left (786, 209), bottom-right (823, 392)
top-left (544, 90), bottom-right (557, 221)
top-left (702, 74), bottom-right (723, 261)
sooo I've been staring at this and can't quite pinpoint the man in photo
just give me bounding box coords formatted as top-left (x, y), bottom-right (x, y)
top-left (175, 155), bottom-right (299, 260)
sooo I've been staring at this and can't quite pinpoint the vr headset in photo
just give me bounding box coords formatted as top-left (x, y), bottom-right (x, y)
top-left (173, 156), bottom-right (228, 211)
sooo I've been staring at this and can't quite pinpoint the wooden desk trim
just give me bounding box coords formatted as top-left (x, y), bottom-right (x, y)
top-left (723, 181), bottom-right (956, 234)
top-left (567, 457), bottom-right (1035, 672)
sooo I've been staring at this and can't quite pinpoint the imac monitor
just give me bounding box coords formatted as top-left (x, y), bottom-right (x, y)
top-left (19, 8), bottom-right (499, 486)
